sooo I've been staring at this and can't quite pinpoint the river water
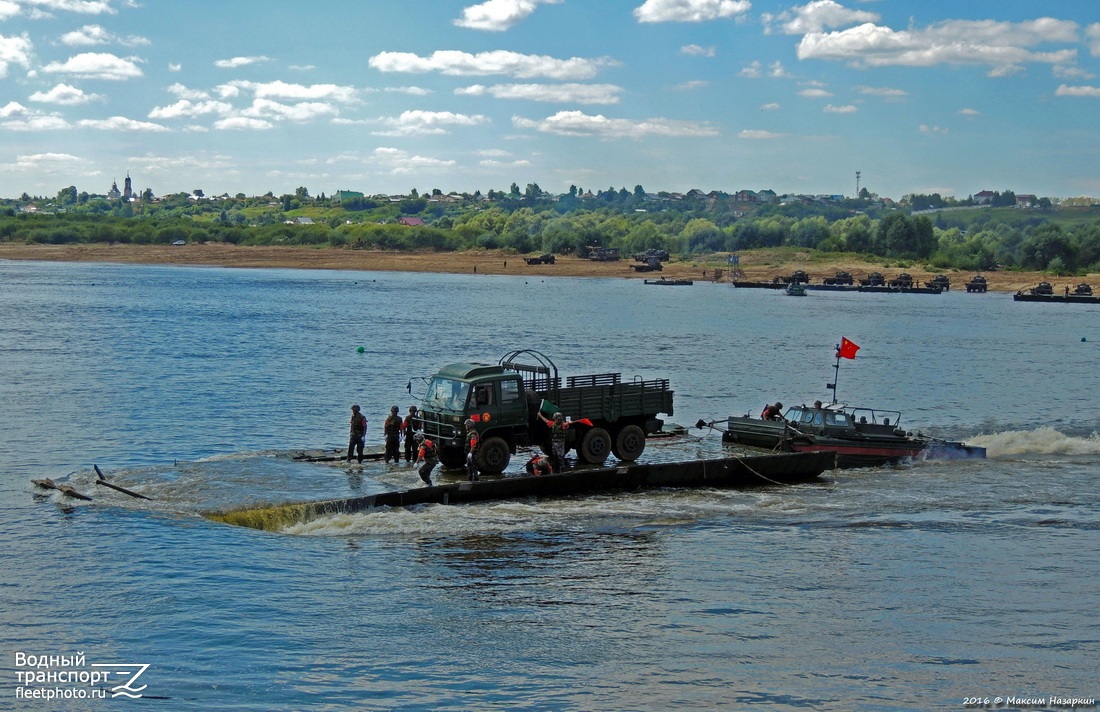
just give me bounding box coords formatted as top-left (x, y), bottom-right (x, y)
top-left (1, 260), bottom-right (1098, 711)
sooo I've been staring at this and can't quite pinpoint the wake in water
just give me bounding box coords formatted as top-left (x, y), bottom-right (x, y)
top-left (967, 427), bottom-right (1100, 458)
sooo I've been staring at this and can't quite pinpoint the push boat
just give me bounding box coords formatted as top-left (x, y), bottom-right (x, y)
top-left (701, 402), bottom-right (985, 468)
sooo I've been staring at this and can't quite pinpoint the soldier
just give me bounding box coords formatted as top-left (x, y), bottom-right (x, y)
top-left (464, 418), bottom-right (480, 482)
top-left (525, 454), bottom-right (553, 476)
top-left (537, 411), bottom-right (572, 473)
top-left (402, 405), bottom-right (420, 463)
top-left (347, 405), bottom-right (367, 463)
top-left (383, 405), bottom-right (402, 464)
top-left (413, 432), bottom-right (437, 486)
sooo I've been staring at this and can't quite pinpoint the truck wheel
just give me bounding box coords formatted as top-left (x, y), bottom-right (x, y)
top-left (612, 425), bottom-right (646, 461)
top-left (438, 448), bottom-right (466, 470)
top-left (577, 427), bottom-right (611, 465)
top-left (477, 436), bottom-right (511, 475)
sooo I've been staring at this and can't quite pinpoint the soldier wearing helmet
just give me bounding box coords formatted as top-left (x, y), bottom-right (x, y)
top-left (413, 431), bottom-right (437, 486)
top-left (464, 418), bottom-right (480, 482)
top-left (537, 410), bottom-right (573, 472)
top-left (402, 405), bottom-right (420, 463)
top-left (383, 405), bottom-right (403, 464)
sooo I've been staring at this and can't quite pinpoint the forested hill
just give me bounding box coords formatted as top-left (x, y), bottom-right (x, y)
top-left (3, 189), bottom-right (1099, 274)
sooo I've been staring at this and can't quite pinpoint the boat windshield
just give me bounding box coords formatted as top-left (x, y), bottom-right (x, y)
top-left (424, 377), bottom-right (471, 411)
top-left (824, 412), bottom-right (851, 426)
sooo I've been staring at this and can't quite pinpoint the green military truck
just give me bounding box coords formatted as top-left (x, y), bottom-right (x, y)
top-left (415, 349), bottom-right (674, 474)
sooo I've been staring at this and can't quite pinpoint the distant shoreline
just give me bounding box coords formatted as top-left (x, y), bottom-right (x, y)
top-left (0, 242), bottom-right (1082, 293)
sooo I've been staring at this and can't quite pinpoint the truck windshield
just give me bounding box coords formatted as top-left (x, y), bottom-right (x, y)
top-left (425, 377), bottom-right (470, 411)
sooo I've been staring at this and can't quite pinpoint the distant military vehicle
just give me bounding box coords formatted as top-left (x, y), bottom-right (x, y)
top-left (860, 272), bottom-right (886, 287)
top-left (524, 253), bottom-right (556, 265)
top-left (822, 271), bottom-right (854, 285)
top-left (926, 274), bottom-right (951, 291)
top-left (773, 269), bottom-right (810, 284)
top-left (587, 247), bottom-right (621, 261)
top-left (888, 273), bottom-right (914, 288)
top-left (965, 275), bottom-right (988, 293)
top-left (1073, 284), bottom-right (1093, 296)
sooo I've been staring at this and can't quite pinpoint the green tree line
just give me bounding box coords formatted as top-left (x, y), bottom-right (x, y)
top-left (3, 191), bottom-right (1100, 274)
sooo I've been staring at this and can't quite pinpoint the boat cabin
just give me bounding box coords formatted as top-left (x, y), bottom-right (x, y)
top-left (783, 404), bottom-right (903, 436)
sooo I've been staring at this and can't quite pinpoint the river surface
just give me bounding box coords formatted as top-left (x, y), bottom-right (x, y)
top-left (1, 260), bottom-right (1098, 711)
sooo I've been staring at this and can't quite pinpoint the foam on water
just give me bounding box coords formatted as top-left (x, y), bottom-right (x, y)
top-left (968, 427), bottom-right (1100, 457)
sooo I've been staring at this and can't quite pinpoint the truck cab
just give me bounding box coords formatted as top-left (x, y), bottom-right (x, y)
top-left (420, 363), bottom-right (528, 471)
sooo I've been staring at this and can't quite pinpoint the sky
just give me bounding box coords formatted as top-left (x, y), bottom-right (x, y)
top-left (0, 0), bottom-right (1097, 201)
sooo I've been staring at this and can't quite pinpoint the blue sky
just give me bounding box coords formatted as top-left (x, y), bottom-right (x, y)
top-left (1, 0), bottom-right (1097, 201)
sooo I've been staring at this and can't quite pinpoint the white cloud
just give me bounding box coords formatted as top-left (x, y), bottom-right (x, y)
top-left (959, 108), bottom-right (980, 116)
top-left (1088, 23), bottom-right (1100, 57)
top-left (512, 110), bottom-right (719, 138)
top-left (1053, 65), bottom-right (1095, 80)
top-left (219, 79), bottom-right (359, 103)
top-left (241, 98), bottom-right (338, 122)
top-left (77, 115), bottom-right (169, 131)
top-left (681, 44), bottom-right (716, 57)
top-left (372, 109), bottom-right (489, 136)
top-left (856, 85), bottom-right (906, 97)
top-left (168, 62), bottom-right (181, 72)
top-left (674, 80), bottom-right (708, 90)
top-left (798, 87), bottom-right (833, 98)
top-left (214, 56), bottom-right (271, 69)
top-left (764, 0), bottom-right (878, 35)
top-left (42, 52), bottom-right (142, 80)
top-left (9, 1), bottom-right (116, 18)
top-left (3, 152), bottom-right (85, 173)
top-left (481, 158), bottom-right (532, 168)
top-left (166, 83), bottom-right (210, 100)
top-left (369, 49), bottom-right (615, 80)
top-left (760, 102), bottom-right (780, 111)
top-left (148, 98), bottom-right (233, 119)
top-left (456, 82), bottom-right (622, 104)
top-left (368, 147), bottom-right (457, 175)
top-left (214, 116), bottom-right (274, 130)
top-left (454, 0), bottom-right (561, 31)
top-left (383, 86), bottom-right (432, 96)
top-left (58, 24), bottom-right (149, 47)
top-left (823, 104), bottom-right (857, 113)
top-left (798, 18), bottom-right (1079, 72)
top-left (0, 100), bottom-right (28, 116)
top-left (29, 82), bottom-right (102, 104)
top-left (2, 114), bottom-right (71, 130)
top-left (739, 60), bottom-right (789, 78)
top-left (739, 129), bottom-right (783, 139)
top-left (634, 0), bottom-right (751, 24)
top-left (1055, 84), bottom-right (1100, 97)
top-left (0, 32), bottom-right (34, 78)
top-left (919, 124), bottom-right (948, 135)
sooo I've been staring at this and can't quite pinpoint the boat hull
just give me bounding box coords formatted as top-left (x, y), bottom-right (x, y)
top-left (720, 416), bottom-right (985, 468)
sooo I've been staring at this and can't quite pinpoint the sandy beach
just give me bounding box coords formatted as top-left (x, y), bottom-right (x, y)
top-left (0, 242), bottom-right (1082, 293)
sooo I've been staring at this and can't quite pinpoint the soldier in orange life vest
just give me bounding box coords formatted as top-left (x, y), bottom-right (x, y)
top-left (402, 405), bottom-right (420, 463)
top-left (383, 405), bottom-right (402, 464)
top-left (761, 402), bottom-right (784, 421)
top-left (413, 432), bottom-right (437, 486)
top-left (464, 418), bottom-right (480, 482)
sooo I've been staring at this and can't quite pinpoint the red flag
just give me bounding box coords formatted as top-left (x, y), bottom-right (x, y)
top-left (836, 337), bottom-right (860, 360)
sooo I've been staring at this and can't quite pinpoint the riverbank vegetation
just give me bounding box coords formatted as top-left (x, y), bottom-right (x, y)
top-left (3, 187), bottom-right (1099, 275)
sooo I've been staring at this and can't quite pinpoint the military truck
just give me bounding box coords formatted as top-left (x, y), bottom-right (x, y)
top-left (587, 247), bottom-right (621, 261)
top-left (965, 275), bottom-right (988, 293)
top-left (888, 272), bottom-right (914, 288)
top-left (773, 269), bottom-right (810, 285)
top-left (524, 253), bottom-right (556, 265)
top-left (415, 349), bottom-right (674, 474)
top-left (926, 274), bottom-right (950, 291)
top-left (823, 271), bottom-right (854, 286)
top-left (860, 272), bottom-right (886, 286)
